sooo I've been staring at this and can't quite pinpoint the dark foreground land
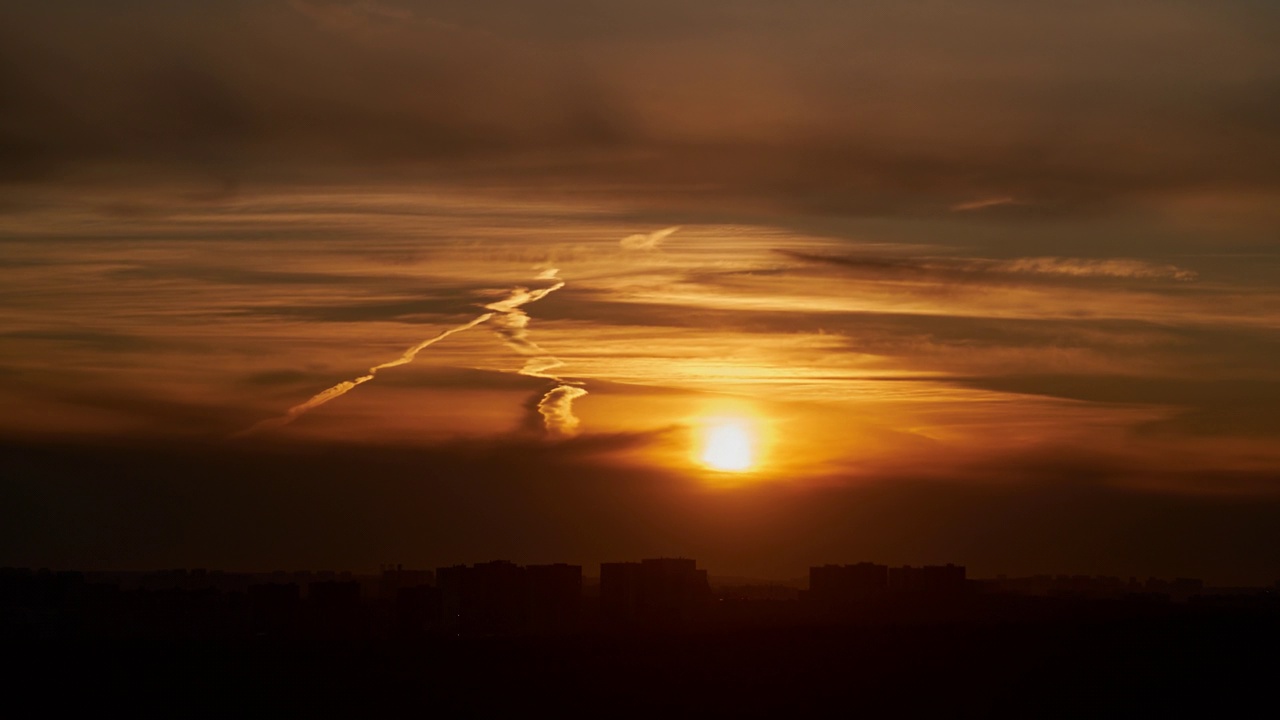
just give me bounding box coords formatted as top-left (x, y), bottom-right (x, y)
top-left (7, 598), bottom-right (1278, 717)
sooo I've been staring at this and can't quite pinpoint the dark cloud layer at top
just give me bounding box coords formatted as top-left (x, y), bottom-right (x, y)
top-left (3, 1), bottom-right (1279, 216)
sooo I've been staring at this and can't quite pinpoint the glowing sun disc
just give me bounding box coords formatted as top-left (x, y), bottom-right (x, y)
top-left (700, 421), bottom-right (755, 472)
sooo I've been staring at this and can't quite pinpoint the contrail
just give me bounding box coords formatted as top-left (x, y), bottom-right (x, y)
top-left (237, 270), bottom-right (584, 438)
top-left (234, 312), bottom-right (495, 437)
top-left (483, 273), bottom-right (587, 437)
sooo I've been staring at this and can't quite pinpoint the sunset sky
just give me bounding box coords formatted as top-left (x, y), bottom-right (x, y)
top-left (3, 1), bottom-right (1279, 583)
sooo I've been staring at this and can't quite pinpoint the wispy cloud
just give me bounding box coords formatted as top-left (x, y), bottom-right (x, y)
top-left (537, 385), bottom-right (589, 438)
top-left (237, 267), bottom-right (589, 437)
top-left (484, 273), bottom-right (588, 437)
top-left (234, 312), bottom-right (494, 437)
top-left (994, 257), bottom-right (1197, 281)
top-left (780, 251), bottom-right (1198, 282)
top-left (620, 227), bottom-right (681, 251)
top-left (950, 196), bottom-right (1019, 212)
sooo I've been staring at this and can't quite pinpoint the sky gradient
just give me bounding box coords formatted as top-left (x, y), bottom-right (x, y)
top-left (3, 1), bottom-right (1279, 582)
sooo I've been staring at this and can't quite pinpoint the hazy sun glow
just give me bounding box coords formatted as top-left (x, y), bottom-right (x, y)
top-left (700, 420), bottom-right (756, 472)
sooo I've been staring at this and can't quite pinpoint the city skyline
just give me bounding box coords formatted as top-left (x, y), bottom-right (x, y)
top-left (13, 557), bottom-right (1259, 590)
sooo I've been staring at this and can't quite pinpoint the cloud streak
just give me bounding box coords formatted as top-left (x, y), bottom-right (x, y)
top-left (950, 196), bottom-right (1019, 212)
top-left (234, 312), bottom-right (495, 437)
top-left (620, 227), bottom-right (681, 251)
top-left (234, 261), bottom-right (584, 438)
top-left (233, 271), bottom-right (582, 438)
top-left (779, 251), bottom-right (1198, 283)
top-left (484, 275), bottom-right (588, 437)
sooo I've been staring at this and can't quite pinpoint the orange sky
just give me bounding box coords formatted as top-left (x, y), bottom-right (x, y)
top-left (2, 1), bottom-right (1279, 582)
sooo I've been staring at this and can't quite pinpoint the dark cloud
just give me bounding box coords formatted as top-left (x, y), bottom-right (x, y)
top-left (777, 250), bottom-right (1198, 284)
top-left (2, 1), bottom-right (1278, 216)
top-left (953, 375), bottom-right (1280, 410)
top-left (229, 297), bottom-right (482, 323)
top-left (1137, 405), bottom-right (1280, 439)
top-left (7, 382), bottom-right (251, 436)
top-left (107, 265), bottom-right (382, 287)
top-left (240, 369), bottom-right (326, 387)
top-left (541, 292), bottom-right (1258, 369)
top-left (1, 328), bottom-right (172, 353)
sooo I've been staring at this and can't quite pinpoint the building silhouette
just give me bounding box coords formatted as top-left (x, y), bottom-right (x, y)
top-left (394, 584), bottom-right (443, 634)
top-left (600, 557), bottom-right (709, 626)
top-left (438, 560), bottom-right (583, 635)
top-left (809, 562), bottom-right (889, 604)
top-left (526, 563), bottom-right (583, 634)
top-left (600, 561), bottom-right (642, 625)
top-left (887, 564), bottom-right (967, 597)
top-left (247, 582), bottom-right (300, 634)
top-left (439, 561), bottom-right (526, 634)
top-left (379, 564), bottom-right (434, 600)
top-left (309, 580), bottom-right (361, 610)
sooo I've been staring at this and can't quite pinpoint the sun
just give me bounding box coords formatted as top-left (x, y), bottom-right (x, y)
top-left (699, 419), bottom-right (757, 472)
